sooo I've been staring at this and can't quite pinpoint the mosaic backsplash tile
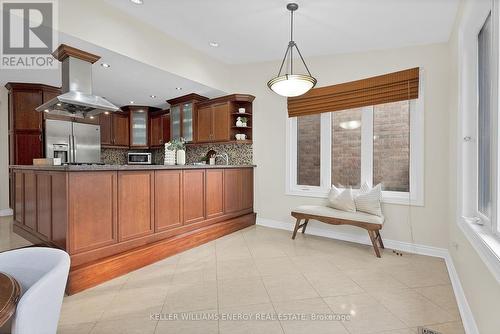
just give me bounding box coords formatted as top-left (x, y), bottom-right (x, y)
top-left (152, 143), bottom-right (253, 166)
top-left (103, 143), bottom-right (252, 166)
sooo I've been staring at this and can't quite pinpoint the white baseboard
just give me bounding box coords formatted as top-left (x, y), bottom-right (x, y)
top-left (0, 208), bottom-right (13, 217)
top-left (256, 217), bottom-right (479, 334)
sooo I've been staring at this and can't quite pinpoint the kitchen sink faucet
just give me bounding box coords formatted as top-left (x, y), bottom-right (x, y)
top-left (214, 152), bottom-right (229, 165)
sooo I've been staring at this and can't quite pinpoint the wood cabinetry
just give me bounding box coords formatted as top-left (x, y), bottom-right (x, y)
top-left (224, 168), bottom-right (253, 213)
top-left (36, 172), bottom-right (52, 239)
top-left (155, 170), bottom-right (183, 231)
top-left (100, 111), bottom-right (130, 148)
top-left (196, 103), bottom-right (230, 142)
top-left (183, 170), bottom-right (206, 224)
top-left (11, 166), bottom-right (254, 295)
top-left (206, 169), bottom-right (224, 219)
top-left (68, 172), bottom-right (117, 253)
top-left (194, 94), bottom-right (255, 144)
top-left (149, 111), bottom-right (170, 148)
top-left (6, 83), bottom-right (61, 166)
top-left (167, 94), bottom-right (208, 143)
top-left (118, 171), bottom-right (154, 241)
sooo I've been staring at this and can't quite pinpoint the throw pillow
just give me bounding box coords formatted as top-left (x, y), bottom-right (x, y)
top-left (355, 183), bottom-right (383, 216)
top-left (328, 186), bottom-right (356, 212)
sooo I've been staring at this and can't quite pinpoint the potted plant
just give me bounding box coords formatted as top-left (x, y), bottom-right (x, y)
top-left (168, 138), bottom-right (186, 165)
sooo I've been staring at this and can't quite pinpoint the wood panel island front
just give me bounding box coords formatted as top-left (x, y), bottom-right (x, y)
top-left (9, 165), bottom-right (255, 294)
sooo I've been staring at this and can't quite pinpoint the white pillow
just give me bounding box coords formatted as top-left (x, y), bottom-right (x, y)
top-left (327, 186), bottom-right (356, 212)
top-left (355, 183), bottom-right (383, 217)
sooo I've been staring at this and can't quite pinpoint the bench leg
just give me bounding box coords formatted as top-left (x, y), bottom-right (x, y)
top-left (376, 230), bottom-right (385, 249)
top-left (292, 218), bottom-right (301, 240)
top-left (301, 219), bottom-right (309, 234)
top-left (368, 230), bottom-right (381, 258)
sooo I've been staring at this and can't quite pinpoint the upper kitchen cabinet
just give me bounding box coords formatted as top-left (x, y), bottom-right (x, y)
top-left (99, 110), bottom-right (130, 148)
top-left (195, 94), bottom-right (255, 144)
top-left (121, 106), bottom-right (161, 149)
top-left (167, 94), bottom-right (208, 143)
top-left (149, 110), bottom-right (170, 148)
top-left (5, 82), bottom-right (61, 165)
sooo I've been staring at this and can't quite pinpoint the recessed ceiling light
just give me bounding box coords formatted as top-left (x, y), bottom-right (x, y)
top-left (44, 109), bottom-right (49, 113)
top-left (209, 41), bottom-right (219, 47)
top-left (130, 0), bottom-right (144, 4)
top-left (56, 103), bottom-right (62, 107)
top-left (130, 101), bottom-right (135, 104)
top-left (104, 111), bottom-right (110, 115)
top-left (101, 63), bottom-right (110, 68)
top-left (175, 87), bottom-right (182, 90)
top-left (150, 95), bottom-right (157, 98)
top-left (89, 116), bottom-right (95, 119)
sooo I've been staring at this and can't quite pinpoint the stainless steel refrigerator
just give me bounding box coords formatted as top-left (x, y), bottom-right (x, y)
top-left (45, 119), bottom-right (101, 164)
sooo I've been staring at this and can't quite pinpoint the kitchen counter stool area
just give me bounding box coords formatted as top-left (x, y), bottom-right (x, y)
top-left (10, 165), bottom-right (255, 294)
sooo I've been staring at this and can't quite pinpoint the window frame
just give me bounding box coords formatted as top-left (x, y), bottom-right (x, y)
top-left (286, 75), bottom-right (425, 206)
top-left (458, 0), bottom-right (500, 283)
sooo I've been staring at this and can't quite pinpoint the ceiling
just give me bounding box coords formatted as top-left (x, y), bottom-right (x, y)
top-left (104, 0), bottom-right (460, 64)
top-left (0, 34), bottom-right (225, 109)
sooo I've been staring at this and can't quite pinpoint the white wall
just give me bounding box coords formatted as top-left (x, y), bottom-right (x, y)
top-left (447, 1), bottom-right (500, 333)
top-left (231, 43), bottom-right (452, 248)
top-left (0, 87), bottom-right (9, 212)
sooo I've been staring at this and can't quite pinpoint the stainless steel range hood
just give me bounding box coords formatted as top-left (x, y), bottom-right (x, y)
top-left (36, 44), bottom-right (119, 118)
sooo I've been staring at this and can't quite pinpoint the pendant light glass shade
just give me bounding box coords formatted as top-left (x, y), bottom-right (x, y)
top-left (268, 74), bottom-right (317, 97)
top-left (268, 3), bottom-right (316, 97)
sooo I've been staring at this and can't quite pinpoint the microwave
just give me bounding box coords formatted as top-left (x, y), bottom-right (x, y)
top-left (127, 152), bottom-right (152, 165)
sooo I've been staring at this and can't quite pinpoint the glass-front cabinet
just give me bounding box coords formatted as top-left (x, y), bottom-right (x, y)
top-left (130, 109), bottom-right (147, 147)
top-left (167, 94), bottom-right (208, 143)
top-left (121, 106), bottom-right (161, 148)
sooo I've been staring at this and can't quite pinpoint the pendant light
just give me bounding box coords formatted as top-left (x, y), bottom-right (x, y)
top-left (267, 3), bottom-right (317, 97)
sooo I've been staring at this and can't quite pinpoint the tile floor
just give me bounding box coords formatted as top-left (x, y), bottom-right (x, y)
top-left (0, 216), bottom-right (464, 334)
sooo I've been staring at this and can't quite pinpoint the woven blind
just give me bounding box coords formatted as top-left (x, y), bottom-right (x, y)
top-left (287, 67), bottom-right (419, 117)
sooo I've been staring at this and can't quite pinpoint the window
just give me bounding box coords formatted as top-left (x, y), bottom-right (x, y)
top-left (478, 13), bottom-right (493, 222)
top-left (288, 98), bottom-right (423, 205)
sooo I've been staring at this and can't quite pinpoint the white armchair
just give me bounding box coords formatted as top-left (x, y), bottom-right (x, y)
top-left (0, 247), bottom-right (70, 334)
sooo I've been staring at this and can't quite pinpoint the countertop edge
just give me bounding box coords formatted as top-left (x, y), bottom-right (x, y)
top-left (9, 164), bottom-right (257, 171)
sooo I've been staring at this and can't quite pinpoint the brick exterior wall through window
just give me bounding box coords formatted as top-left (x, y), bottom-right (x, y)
top-left (296, 101), bottom-right (410, 192)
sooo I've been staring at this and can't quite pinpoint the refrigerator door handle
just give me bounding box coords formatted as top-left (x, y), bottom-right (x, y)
top-left (69, 135), bottom-right (74, 163)
top-left (72, 135), bottom-right (77, 163)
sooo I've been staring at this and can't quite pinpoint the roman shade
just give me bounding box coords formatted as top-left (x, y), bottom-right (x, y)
top-left (287, 67), bottom-right (419, 117)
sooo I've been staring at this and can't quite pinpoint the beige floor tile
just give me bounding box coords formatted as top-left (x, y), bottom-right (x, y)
top-left (100, 286), bottom-right (166, 321)
top-left (122, 264), bottom-right (174, 290)
top-left (414, 285), bottom-right (461, 320)
top-left (218, 303), bottom-right (284, 334)
top-left (344, 268), bottom-right (409, 292)
top-left (373, 329), bottom-right (417, 334)
top-left (262, 274), bottom-right (319, 302)
top-left (371, 289), bottom-right (457, 327)
top-left (304, 272), bottom-right (364, 297)
top-left (154, 310), bottom-right (219, 334)
top-left (289, 255), bottom-right (340, 275)
top-left (163, 281), bottom-right (218, 313)
top-left (254, 256), bottom-right (300, 276)
top-left (177, 242), bottom-right (216, 265)
top-left (248, 243), bottom-right (288, 258)
top-left (386, 263), bottom-right (450, 288)
top-left (217, 258), bottom-right (260, 280)
top-left (324, 293), bottom-right (407, 334)
top-left (423, 321), bottom-right (465, 334)
top-left (218, 277), bottom-right (270, 308)
top-left (172, 259), bottom-right (217, 284)
top-left (90, 315), bottom-right (158, 334)
top-left (273, 298), bottom-right (349, 334)
top-left (57, 322), bottom-right (96, 334)
top-left (59, 289), bottom-right (118, 325)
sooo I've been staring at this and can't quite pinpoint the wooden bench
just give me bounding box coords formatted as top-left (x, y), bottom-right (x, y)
top-left (291, 205), bottom-right (385, 257)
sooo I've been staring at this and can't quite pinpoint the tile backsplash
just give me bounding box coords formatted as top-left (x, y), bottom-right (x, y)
top-left (153, 143), bottom-right (253, 165)
top-left (102, 143), bottom-right (253, 166)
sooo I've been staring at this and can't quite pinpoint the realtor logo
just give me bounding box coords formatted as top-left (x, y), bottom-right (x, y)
top-left (1, 0), bottom-right (58, 69)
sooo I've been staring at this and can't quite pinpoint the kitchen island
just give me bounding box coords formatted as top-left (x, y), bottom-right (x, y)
top-left (10, 164), bottom-right (255, 294)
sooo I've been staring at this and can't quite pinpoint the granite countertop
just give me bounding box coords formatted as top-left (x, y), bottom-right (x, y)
top-left (9, 164), bottom-right (256, 171)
